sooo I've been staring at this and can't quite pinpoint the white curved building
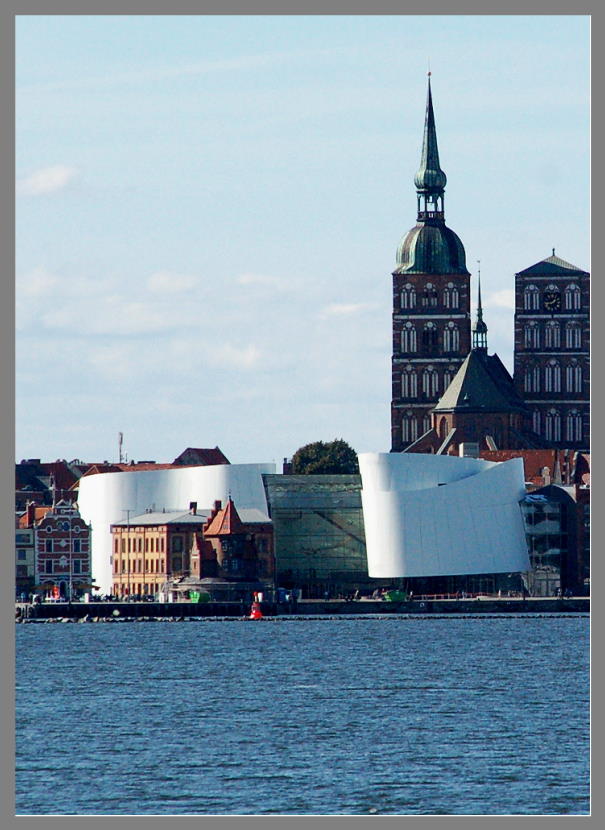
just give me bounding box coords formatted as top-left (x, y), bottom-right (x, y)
top-left (77, 463), bottom-right (275, 594)
top-left (359, 452), bottom-right (530, 578)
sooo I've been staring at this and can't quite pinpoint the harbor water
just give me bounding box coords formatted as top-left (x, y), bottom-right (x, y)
top-left (15, 615), bottom-right (589, 815)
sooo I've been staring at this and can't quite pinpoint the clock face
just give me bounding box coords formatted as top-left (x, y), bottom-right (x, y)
top-left (544, 291), bottom-right (561, 312)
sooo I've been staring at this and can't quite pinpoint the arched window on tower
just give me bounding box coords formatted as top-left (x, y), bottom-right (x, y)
top-left (524, 321), bottom-right (540, 350)
top-left (524, 285), bottom-right (540, 311)
top-left (400, 284), bottom-right (416, 309)
top-left (401, 366), bottom-right (417, 399)
top-left (566, 410), bottom-right (582, 442)
top-left (524, 364), bottom-right (541, 393)
top-left (422, 366), bottom-right (439, 398)
top-left (438, 416), bottom-right (448, 440)
top-left (566, 361), bottom-right (582, 394)
top-left (443, 283), bottom-right (459, 309)
top-left (564, 284), bottom-right (581, 311)
top-left (443, 364), bottom-right (458, 390)
top-left (401, 412), bottom-right (418, 443)
top-left (422, 414), bottom-right (431, 435)
top-left (422, 322), bottom-right (439, 351)
top-left (545, 409), bottom-right (561, 442)
top-left (422, 283), bottom-right (438, 308)
top-left (532, 411), bottom-right (541, 435)
top-left (544, 360), bottom-right (561, 393)
top-left (443, 322), bottom-right (460, 354)
top-left (544, 321), bottom-right (561, 349)
top-left (401, 323), bottom-right (417, 353)
top-left (565, 321), bottom-right (582, 349)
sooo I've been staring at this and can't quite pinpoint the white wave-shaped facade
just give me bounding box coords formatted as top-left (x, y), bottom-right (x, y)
top-left (359, 453), bottom-right (530, 578)
top-left (77, 463), bottom-right (275, 594)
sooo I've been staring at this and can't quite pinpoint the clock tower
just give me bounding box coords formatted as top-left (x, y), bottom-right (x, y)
top-left (513, 251), bottom-right (590, 450)
top-left (391, 76), bottom-right (471, 451)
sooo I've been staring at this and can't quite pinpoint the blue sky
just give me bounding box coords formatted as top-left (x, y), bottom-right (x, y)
top-left (15, 14), bottom-right (590, 466)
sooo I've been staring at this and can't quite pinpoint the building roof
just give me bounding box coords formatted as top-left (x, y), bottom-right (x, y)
top-left (172, 447), bottom-right (230, 466)
top-left (204, 498), bottom-right (246, 536)
top-left (414, 76), bottom-right (447, 195)
top-left (433, 350), bottom-right (527, 414)
top-left (394, 222), bottom-right (469, 275)
top-left (111, 510), bottom-right (211, 527)
top-left (516, 253), bottom-right (588, 277)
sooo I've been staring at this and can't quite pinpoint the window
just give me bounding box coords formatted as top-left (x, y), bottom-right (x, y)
top-left (73, 560), bottom-right (82, 574)
top-left (45, 540), bottom-right (53, 553)
top-left (565, 322), bottom-right (582, 349)
top-left (401, 413), bottom-right (418, 443)
top-left (422, 367), bottom-right (439, 397)
top-left (443, 365), bottom-right (457, 389)
top-left (422, 414), bottom-right (431, 435)
top-left (401, 323), bottom-right (417, 353)
top-left (544, 321), bottom-right (560, 349)
top-left (532, 411), bottom-right (541, 434)
top-left (443, 283), bottom-right (459, 309)
top-left (545, 410), bottom-right (561, 442)
top-left (566, 411), bottom-right (582, 442)
top-left (45, 560), bottom-right (53, 574)
top-left (524, 322), bottom-right (540, 349)
top-left (17, 550), bottom-right (27, 560)
top-left (524, 365), bottom-right (541, 393)
top-left (443, 322), bottom-right (459, 353)
top-left (422, 283), bottom-right (438, 307)
top-left (73, 540), bottom-right (81, 553)
top-left (422, 322), bottom-right (438, 350)
top-left (566, 362), bottom-right (582, 393)
top-left (564, 284), bottom-right (581, 310)
top-left (523, 285), bottom-right (540, 310)
top-left (401, 367), bottom-right (417, 398)
top-left (544, 360), bottom-right (561, 393)
top-left (172, 536), bottom-right (183, 553)
top-left (400, 284), bottom-right (416, 309)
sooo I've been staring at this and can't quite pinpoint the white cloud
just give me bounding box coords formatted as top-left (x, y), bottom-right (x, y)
top-left (318, 302), bottom-right (377, 318)
top-left (17, 267), bottom-right (60, 297)
top-left (487, 289), bottom-right (515, 310)
top-left (207, 343), bottom-right (261, 369)
top-left (147, 271), bottom-right (199, 293)
top-left (236, 273), bottom-right (287, 290)
top-left (17, 165), bottom-right (78, 196)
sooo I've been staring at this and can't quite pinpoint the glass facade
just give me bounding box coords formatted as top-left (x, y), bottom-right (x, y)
top-left (521, 498), bottom-right (563, 597)
top-left (262, 475), bottom-right (375, 597)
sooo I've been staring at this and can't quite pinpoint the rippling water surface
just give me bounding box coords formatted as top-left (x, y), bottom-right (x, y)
top-left (15, 615), bottom-right (589, 815)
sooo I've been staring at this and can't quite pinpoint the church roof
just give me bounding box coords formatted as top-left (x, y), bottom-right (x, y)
top-left (516, 253), bottom-right (588, 277)
top-left (394, 222), bottom-right (469, 275)
top-left (433, 350), bottom-right (527, 414)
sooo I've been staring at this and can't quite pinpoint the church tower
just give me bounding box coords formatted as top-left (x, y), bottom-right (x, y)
top-left (391, 76), bottom-right (471, 451)
top-left (513, 251), bottom-right (590, 450)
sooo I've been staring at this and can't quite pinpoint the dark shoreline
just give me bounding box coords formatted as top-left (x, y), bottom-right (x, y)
top-left (15, 596), bottom-right (589, 622)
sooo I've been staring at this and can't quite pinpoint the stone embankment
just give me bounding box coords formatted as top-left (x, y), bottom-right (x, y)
top-left (15, 596), bottom-right (589, 622)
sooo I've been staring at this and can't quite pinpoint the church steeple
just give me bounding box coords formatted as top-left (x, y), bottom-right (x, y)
top-left (414, 74), bottom-right (447, 221)
top-left (472, 262), bottom-right (488, 352)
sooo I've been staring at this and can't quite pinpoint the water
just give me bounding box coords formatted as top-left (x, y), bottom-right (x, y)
top-left (15, 615), bottom-right (589, 815)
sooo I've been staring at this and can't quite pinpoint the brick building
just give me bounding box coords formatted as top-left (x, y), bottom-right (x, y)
top-left (513, 253), bottom-right (590, 450)
top-left (29, 499), bottom-right (92, 600)
top-left (391, 76), bottom-right (471, 451)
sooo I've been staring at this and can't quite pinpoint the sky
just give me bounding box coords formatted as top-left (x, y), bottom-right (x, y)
top-left (15, 14), bottom-right (590, 467)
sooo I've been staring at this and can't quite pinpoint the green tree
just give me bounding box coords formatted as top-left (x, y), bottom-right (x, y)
top-left (290, 439), bottom-right (359, 475)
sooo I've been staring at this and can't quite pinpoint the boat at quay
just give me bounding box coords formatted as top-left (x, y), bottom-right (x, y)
top-left (15, 595), bottom-right (589, 621)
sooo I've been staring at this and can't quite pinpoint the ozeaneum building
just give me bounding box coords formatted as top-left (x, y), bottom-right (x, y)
top-left (359, 452), bottom-right (530, 580)
top-left (77, 462), bottom-right (275, 595)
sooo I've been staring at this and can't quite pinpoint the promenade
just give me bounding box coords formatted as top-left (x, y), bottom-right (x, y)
top-left (15, 595), bottom-right (589, 621)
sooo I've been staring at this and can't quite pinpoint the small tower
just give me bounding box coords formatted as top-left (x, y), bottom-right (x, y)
top-left (472, 263), bottom-right (488, 352)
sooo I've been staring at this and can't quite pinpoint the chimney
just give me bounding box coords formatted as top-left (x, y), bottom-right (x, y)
top-left (189, 501), bottom-right (197, 515)
top-left (26, 501), bottom-right (36, 527)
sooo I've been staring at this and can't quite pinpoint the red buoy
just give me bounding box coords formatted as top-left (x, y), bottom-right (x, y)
top-left (249, 601), bottom-right (263, 620)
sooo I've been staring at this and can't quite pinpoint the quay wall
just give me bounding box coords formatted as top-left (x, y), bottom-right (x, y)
top-left (16, 597), bottom-right (589, 620)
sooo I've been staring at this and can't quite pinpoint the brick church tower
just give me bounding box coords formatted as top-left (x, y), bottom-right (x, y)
top-left (391, 76), bottom-right (471, 451)
top-left (513, 252), bottom-right (590, 450)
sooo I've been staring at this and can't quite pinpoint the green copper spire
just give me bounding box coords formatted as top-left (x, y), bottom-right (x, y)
top-left (414, 74), bottom-right (447, 215)
top-left (472, 261), bottom-right (488, 351)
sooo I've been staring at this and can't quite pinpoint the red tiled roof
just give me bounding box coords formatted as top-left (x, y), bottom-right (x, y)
top-left (18, 506), bottom-right (52, 528)
top-left (203, 498), bottom-right (245, 536)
